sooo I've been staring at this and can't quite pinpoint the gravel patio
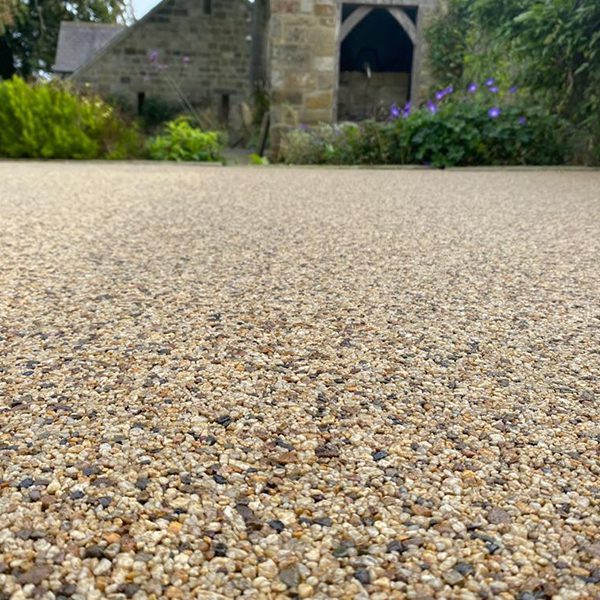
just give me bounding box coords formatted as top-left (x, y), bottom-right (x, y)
top-left (0, 163), bottom-right (598, 599)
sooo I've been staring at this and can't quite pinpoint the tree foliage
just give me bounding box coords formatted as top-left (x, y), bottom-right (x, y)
top-left (427, 0), bottom-right (600, 162)
top-left (0, 0), bottom-right (126, 80)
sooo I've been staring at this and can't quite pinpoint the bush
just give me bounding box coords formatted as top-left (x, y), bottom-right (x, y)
top-left (389, 89), bottom-right (564, 167)
top-left (140, 97), bottom-right (181, 131)
top-left (281, 122), bottom-right (390, 165)
top-left (0, 77), bottom-right (142, 159)
top-left (146, 117), bottom-right (224, 162)
top-left (426, 0), bottom-right (600, 164)
top-left (281, 83), bottom-right (565, 167)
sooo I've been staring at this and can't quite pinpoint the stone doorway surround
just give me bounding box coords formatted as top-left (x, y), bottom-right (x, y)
top-left (268, 0), bottom-right (441, 150)
top-left (337, 4), bottom-right (417, 120)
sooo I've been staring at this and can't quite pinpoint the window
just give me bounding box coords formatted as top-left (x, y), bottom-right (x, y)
top-left (137, 92), bottom-right (146, 115)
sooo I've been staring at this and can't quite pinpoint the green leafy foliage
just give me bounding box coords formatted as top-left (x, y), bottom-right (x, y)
top-left (147, 117), bottom-right (224, 162)
top-left (139, 97), bottom-right (181, 132)
top-left (391, 103), bottom-right (563, 168)
top-left (0, 0), bottom-right (125, 79)
top-left (249, 153), bottom-right (269, 165)
top-left (282, 122), bottom-right (390, 165)
top-left (426, 0), bottom-right (600, 163)
top-left (281, 90), bottom-right (564, 167)
top-left (0, 76), bottom-right (142, 159)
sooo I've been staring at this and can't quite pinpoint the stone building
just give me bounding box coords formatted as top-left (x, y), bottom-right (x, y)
top-left (269, 0), bottom-right (442, 144)
top-left (54, 22), bottom-right (125, 78)
top-left (66, 0), bottom-right (443, 147)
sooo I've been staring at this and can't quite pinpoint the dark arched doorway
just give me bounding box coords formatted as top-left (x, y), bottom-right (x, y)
top-left (338, 5), bottom-right (416, 121)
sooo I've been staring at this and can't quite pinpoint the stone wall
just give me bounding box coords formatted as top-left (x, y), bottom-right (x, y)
top-left (338, 72), bottom-right (409, 121)
top-left (268, 0), bottom-right (443, 148)
top-left (72, 0), bottom-right (260, 125)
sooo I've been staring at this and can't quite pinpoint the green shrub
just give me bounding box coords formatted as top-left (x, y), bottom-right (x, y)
top-left (0, 77), bottom-right (142, 159)
top-left (426, 0), bottom-right (600, 164)
top-left (281, 86), bottom-right (564, 167)
top-left (281, 122), bottom-right (390, 165)
top-left (389, 98), bottom-right (564, 167)
top-left (147, 117), bottom-right (224, 162)
top-left (140, 97), bottom-right (181, 131)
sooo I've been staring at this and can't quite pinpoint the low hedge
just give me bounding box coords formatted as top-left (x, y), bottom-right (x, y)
top-left (281, 82), bottom-right (565, 167)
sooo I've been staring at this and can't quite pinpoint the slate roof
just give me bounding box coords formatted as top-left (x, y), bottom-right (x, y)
top-left (53, 21), bottom-right (125, 74)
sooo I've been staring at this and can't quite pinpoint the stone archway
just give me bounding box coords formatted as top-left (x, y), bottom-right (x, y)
top-left (337, 4), bottom-right (418, 121)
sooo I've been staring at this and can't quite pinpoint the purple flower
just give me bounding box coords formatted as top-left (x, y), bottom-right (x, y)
top-left (402, 101), bottom-right (411, 118)
top-left (467, 83), bottom-right (478, 93)
top-left (489, 86), bottom-right (499, 94)
top-left (389, 103), bottom-right (401, 120)
top-left (148, 50), bottom-right (159, 63)
top-left (182, 55), bottom-right (190, 65)
top-left (426, 100), bottom-right (438, 114)
top-left (518, 116), bottom-right (527, 125)
top-left (485, 77), bottom-right (495, 87)
top-left (445, 85), bottom-right (454, 95)
top-left (488, 107), bottom-right (501, 119)
top-left (435, 90), bottom-right (445, 101)
top-left (509, 86), bottom-right (518, 94)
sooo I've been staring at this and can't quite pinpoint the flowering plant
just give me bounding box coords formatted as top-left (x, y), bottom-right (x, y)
top-left (281, 78), bottom-right (564, 166)
top-left (383, 78), bottom-right (562, 166)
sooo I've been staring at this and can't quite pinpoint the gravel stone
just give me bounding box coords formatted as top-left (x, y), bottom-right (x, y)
top-left (488, 507), bottom-right (512, 524)
top-left (268, 519), bottom-right (285, 533)
top-left (372, 450), bottom-right (389, 461)
top-left (0, 164), bottom-right (598, 599)
top-left (279, 563), bottom-right (300, 588)
top-left (354, 568), bottom-right (371, 585)
top-left (84, 545), bottom-right (105, 559)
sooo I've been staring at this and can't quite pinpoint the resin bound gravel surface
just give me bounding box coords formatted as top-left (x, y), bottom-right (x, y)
top-left (0, 163), bottom-right (599, 600)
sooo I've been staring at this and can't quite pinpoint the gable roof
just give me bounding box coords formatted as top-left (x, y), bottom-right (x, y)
top-left (53, 21), bottom-right (125, 74)
top-left (70, 0), bottom-right (173, 79)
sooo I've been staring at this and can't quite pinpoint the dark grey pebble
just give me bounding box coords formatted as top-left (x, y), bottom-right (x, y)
top-left (454, 562), bottom-right (474, 576)
top-left (235, 503), bottom-right (262, 530)
top-left (354, 569), bottom-right (371, 585)
top-left (279, 563), bottom-right (300, 588)
top-left (275, 438), bottom-right (295, 451)
top-left (213, 542), bottom-right (227, 557)
top-left (70, 490), bottom-right (85, 500)
top-left (81, 465), bottom-right (101, 477)
top-left (18, 477), bottom-right (34, 489)
top-left (315, 444), bottom-right (339, 458)
top-left (387, 540), bottom-right (406, 554)
top-left (583, 568), bottom-right (600, 584)
top-left (98, 496), bottom-right (112, 508)
top-left (16, 529), bottom-right (33, 540)
top-left (372, 450), bottom-right (389, 461)
top-left (57, 583), bottom-right (77, 597)
top-left (116, 583), bottom-right (140, 598)
top-left (135, 477), bottom-right (149, 490)
top-left (216, 415), bottom-right (232, 427)
top-left (312, 516), bottom-right (332, 527)
top-left (333, 544), bottom-right (352, 558)
top-left (213, 474), bottom-right (227, 485)
top-left (84, 545), bottom-right (105, 559)
top-left (268, 520), bottom-right (285, 533)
